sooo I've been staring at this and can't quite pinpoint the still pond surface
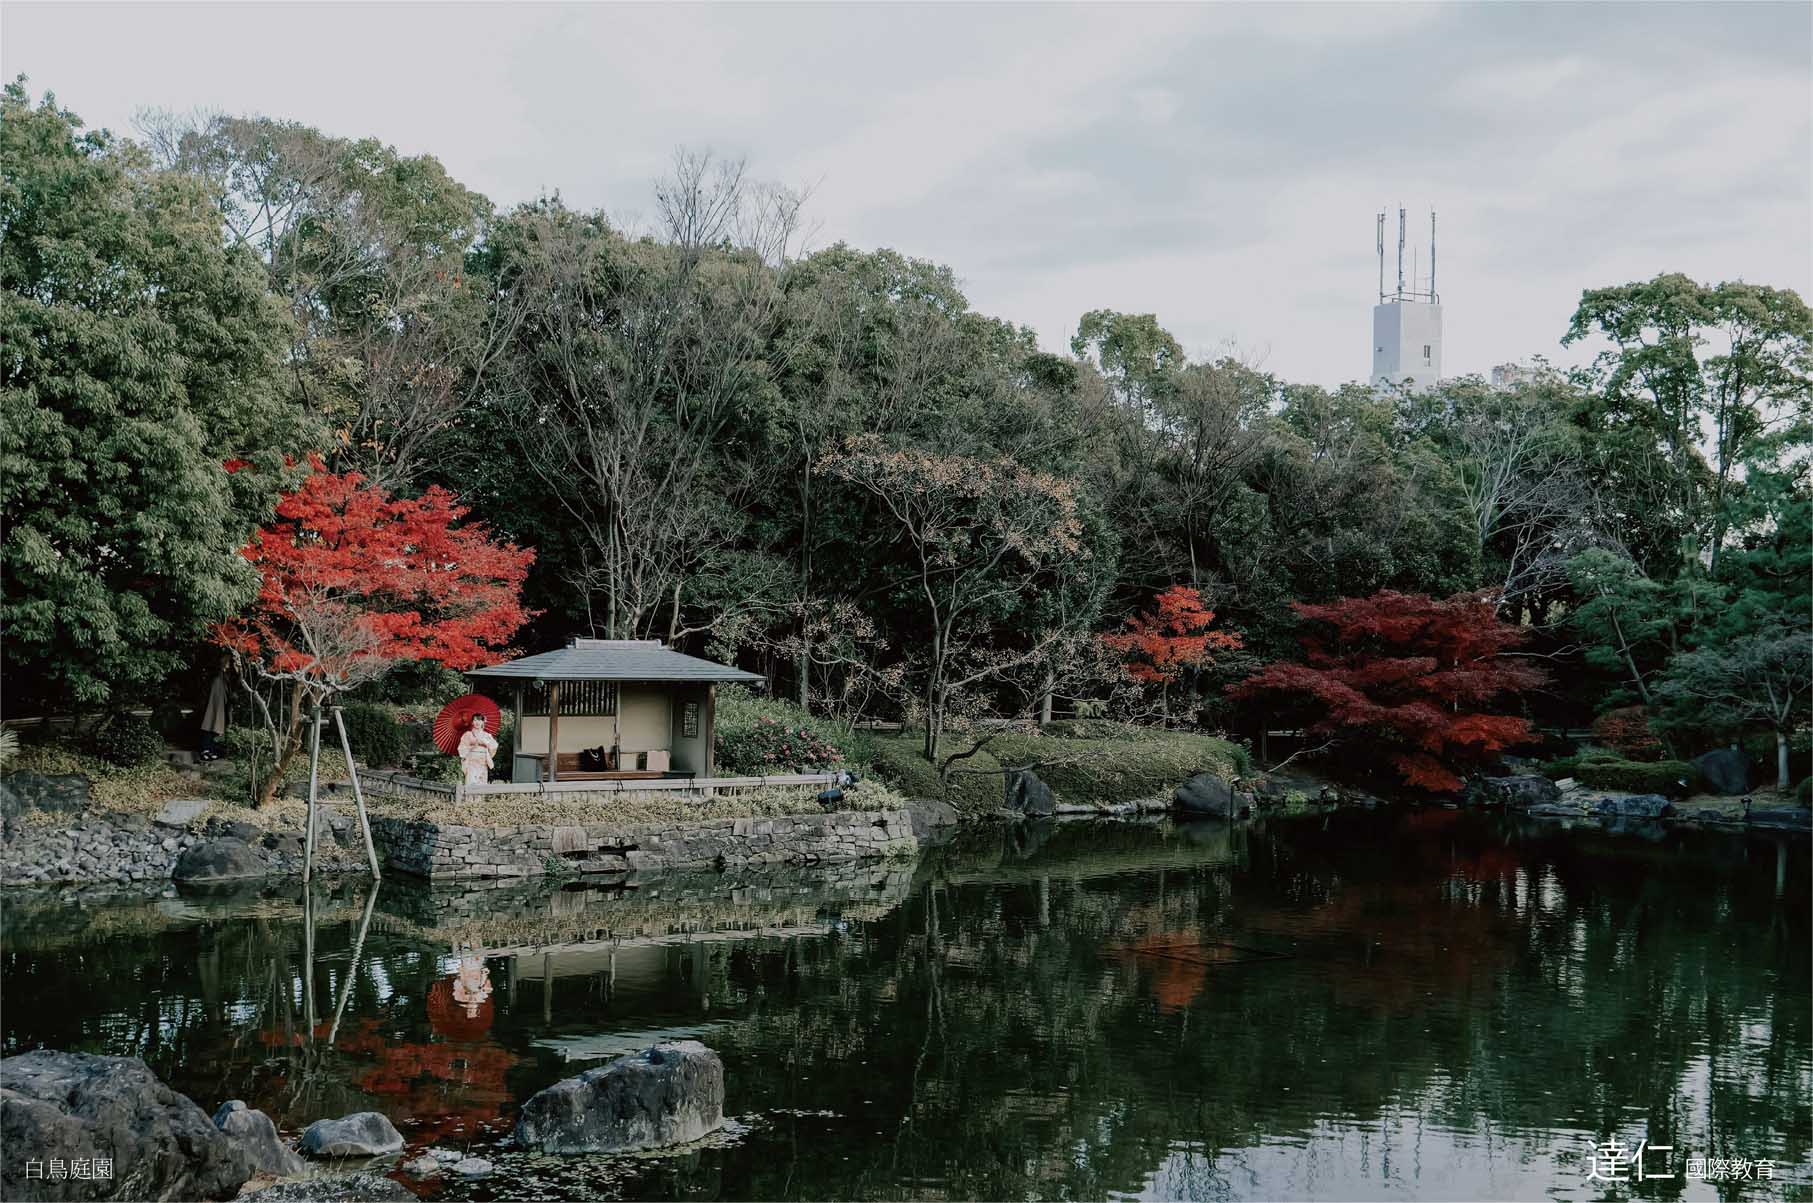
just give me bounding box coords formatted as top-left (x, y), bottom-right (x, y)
top-left (4, 810), bottom-right (1809, 1201)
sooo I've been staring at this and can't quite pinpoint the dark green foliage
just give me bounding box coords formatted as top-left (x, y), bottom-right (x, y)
top-left (87, 713), bottom-right (165, 767)
top-left (336, 703), bottom-right (406, 769)
top-left (1, 83), bottom-right (309, 710)
top-left (1797, 777), bottom-right (1810, 805)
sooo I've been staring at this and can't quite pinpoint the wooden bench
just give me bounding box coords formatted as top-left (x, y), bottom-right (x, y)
top-left (544, 751), bottom-right (666, 782)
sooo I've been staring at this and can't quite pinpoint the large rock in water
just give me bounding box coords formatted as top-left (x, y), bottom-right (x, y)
top-left (0, 1050), bottom-right (252, 1202)
top-left (1003, 768), bottom-right (1055, 817)
top-left (1474, 774), bottom-right (1562, 809)
top-left (1174, 773), bottom-right (1247, 818)
top-left (1692, 748), bottom-right (1750, 796)
top-left (299, 1111), bottom-right (404, 1158)
top-left (1592, 793), bottom-right (1673, 819)
top-left (212, 1100), bottom-right (305, 1177)
top-left (515, 1041), bottom-right (724, 1154)
top-left (172, 837), bottom-right (268, 883)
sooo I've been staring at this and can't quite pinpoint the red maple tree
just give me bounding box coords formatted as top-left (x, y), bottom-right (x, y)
top-left (1102, 585), bottom-right (1243, 692)
top-left (1231, 590), bottom-right (1543, 791)
top-left (217, 466), bottom-right (533, 803)
top-left (1590, 706), bottom-right (1665, 761)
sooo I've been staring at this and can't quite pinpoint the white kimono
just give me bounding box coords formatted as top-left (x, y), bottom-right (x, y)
top-left (457, 728), bottom-right (497, 785)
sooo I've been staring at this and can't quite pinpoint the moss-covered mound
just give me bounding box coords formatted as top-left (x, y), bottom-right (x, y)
top-left (867, 724), bottom-right (1245, 816)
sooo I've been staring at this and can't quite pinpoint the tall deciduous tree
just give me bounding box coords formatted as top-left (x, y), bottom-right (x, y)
top-left (1232, 591), bottom-right (1545, 791)
top-left (1564, 274), bottom-right (1812, 575)
top-left (142, 110), bottom-right (509, 489)
top-left (217, 467), bottom-right (532, 804)
top-left (823, 435), bottom-right (1087, 760)
top-left (1, 82), bottom-right (310, 708)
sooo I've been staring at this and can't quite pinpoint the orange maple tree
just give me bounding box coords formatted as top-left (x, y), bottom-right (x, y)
top-left (1231, 590), bottom-right (1543, 791)
top-left (217, 465), bottom-right (533, 803)
top-left (1102, 586), bottom-right (1242, 717)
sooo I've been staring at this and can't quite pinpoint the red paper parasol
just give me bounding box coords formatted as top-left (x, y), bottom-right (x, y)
top-left (433, 693), bottom-right (502, 756)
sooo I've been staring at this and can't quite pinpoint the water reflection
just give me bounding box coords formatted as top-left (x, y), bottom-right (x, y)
top-left (1, 813), bottom-right (1807, 1201)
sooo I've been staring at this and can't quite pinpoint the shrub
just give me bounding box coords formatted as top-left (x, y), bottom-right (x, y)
top-left (88, 713), bottom-right (165, 767)
top-left (1571, 758), bottom-right (1704, 797)
top-left (337, 702), bottom-right (407, 769)
top-left (1590, 707), bottom-right (1666, 761)
top-left (717, 716), bottom-right (846, 773)
top-left (1798, 777), bottom-right (1811, 806)
top-left (713, 687), bottom-right (859, 774)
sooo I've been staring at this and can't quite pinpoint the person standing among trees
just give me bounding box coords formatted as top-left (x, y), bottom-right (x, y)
top-left (197, 656), bottom-right (229, 762)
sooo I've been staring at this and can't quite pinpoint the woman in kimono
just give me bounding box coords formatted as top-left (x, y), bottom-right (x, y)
top-left (456, 713), bottom-right (497, 785)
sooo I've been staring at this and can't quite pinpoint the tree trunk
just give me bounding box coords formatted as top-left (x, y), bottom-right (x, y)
top-left (256, 682), bottom-right (309, 807)
top-left (1777, 729), bottom-right (1790, 792)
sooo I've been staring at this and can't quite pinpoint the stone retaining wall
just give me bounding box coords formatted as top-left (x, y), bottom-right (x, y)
top-left (369, 808), bottom-right (918, 880)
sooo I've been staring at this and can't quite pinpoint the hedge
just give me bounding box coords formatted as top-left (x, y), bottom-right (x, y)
top-left (1544, 755), bottom-right (1704, 796)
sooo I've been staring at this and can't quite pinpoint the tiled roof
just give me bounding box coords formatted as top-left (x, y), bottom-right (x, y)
top-left (466, 639), bottom-right (764, 684)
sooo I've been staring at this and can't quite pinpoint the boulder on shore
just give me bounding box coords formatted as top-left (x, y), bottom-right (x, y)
top-left (515, 1040), bottom-right (725, 1154)
top-left (1692, 748), bottom-right (1751, 796)
top-left (212, 1100), bottom-right (305, 1178)
top-left (299, 1111), bottom-right (404, 1158)
top-left (0, 1050), bottom-right (252, 1202)
top-left (172, 837), bottom-right (269, 883)
top-left (1174, 773), bottom-right (1247, 818)
top-left (1004, 769), bottom-right (1055, 817)
top-left (903, 798), bottom-right (960, 839)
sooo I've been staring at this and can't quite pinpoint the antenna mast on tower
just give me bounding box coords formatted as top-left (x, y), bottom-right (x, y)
top-left (1396, 206), bottom-right (1406, 298)
top-left (1376, 207), bottom-right (1440, 304)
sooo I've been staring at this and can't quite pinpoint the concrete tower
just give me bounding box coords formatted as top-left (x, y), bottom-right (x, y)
top-left (1371, 208), bottom-right (1442, 391)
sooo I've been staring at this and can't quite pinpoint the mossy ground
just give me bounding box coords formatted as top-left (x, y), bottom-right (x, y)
top-left (866, 723), bottom-right (1245, 816)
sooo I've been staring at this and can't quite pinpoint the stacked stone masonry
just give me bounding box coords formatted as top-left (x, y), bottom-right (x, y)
top-left (369, 808), bottom-right (919, 880)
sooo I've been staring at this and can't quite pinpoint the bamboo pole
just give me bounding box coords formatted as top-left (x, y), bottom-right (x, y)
top-left (329, 886), bottom-right (379, 1045)
top-left (302, 706), bottom-right (322, 884)
top-left (330, 705), bottom-right (382, 879)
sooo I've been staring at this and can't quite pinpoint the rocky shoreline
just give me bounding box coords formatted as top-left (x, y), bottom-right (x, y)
top-left (0, 1043), bottom-right (728, 1203)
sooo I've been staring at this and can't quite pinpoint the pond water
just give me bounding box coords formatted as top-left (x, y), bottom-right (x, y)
top-left (3, 810), bottom-right (1808, 1201)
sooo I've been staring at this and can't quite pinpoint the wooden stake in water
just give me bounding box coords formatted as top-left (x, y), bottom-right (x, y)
top-left (331, 705), bottom-right (382, 880)
top-left (302, 706), bottom-right (322, 884)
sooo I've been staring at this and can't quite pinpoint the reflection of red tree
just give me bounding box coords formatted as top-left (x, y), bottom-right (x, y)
top-left (1107, 917), bottom-right (1210, 1015)
top-left (335, 1018), bottom-right (519, 1146)
top-left (258, 1017), bottom-right (521, 1147)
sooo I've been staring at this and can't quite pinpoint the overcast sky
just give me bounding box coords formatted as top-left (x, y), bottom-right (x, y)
top-left (5, 2), bottom-right (1808, 386)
